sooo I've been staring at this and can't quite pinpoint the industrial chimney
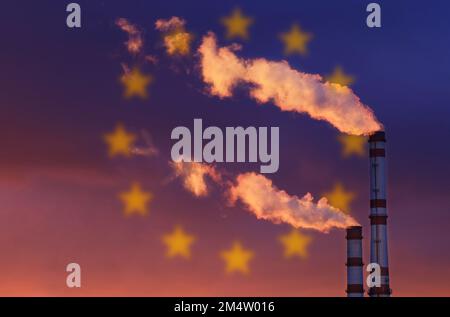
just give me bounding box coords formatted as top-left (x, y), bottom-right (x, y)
top-left (368, 131), bottom-right (391, 297)
top-left (346, 226), bottom-right (364, 297)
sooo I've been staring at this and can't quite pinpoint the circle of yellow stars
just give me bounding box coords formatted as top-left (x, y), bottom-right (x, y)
top-left (98, 8), bottom-right (369, 276)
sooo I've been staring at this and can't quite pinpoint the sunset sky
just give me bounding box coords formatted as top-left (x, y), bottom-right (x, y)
top-left (1, 0), bottom-right (450, 296)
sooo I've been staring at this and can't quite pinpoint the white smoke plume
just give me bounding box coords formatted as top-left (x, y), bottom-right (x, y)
top-left (198, 32), bottom-right (382, 136)
top-left (116, 18), bottom-right (143, 55)
top-left (171, 162), bottom-right (221, 197)
top-left (228, 172), bottom-right (358, 232)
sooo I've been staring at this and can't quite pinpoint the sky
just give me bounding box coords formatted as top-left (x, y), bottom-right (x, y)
top-left (1, 0), bottom-right (450, 296)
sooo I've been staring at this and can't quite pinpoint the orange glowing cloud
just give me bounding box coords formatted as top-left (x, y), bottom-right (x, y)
top-left (198, 32), bottom-right (382, 136)
top-left (116, 18), bottom-right (143, 55)
top-left (171, 162), bottom-right (221, 197)
top-left (228, 172), bottom-right (358, 232)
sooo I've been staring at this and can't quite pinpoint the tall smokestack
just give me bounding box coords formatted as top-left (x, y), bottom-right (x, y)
top-left (368, 131), bottom-right (391, 297)
top-left (346, 226), bottom-right (364, 297)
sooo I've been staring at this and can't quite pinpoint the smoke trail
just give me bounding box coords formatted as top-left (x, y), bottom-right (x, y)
top-left (198, 32), bottom-right (382, 136)
top-left (169, 161), bottom-right (358, 232)
top-left (170, 161), bottom-right (221, 197)
top-left (155, 16), bottom-right (186, 32)
top-left (228, 172), bottom-right (358, 232)
top-left (116, 18), bottom-right (143, 55)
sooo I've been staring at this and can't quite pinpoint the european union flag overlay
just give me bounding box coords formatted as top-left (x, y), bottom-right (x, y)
top-left (1, 0), bottom-right (450, 298)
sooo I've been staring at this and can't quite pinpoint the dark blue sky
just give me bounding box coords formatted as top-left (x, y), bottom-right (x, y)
top-left (1, 0), bottom-right (450, 295)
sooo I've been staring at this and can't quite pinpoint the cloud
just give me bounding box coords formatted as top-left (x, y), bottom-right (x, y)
top-left (155, 16), bottom-right (186, 32)
top-left (155, 17), bottom-right (192, 56)
top-left (171, 162), bottom-right (221, 197)
top-left (228, 172), bottom-right (358, 232)
top-left (116, 18), bottom-right (143, 55)
top-left (198, 32), bottom-right (382, 136)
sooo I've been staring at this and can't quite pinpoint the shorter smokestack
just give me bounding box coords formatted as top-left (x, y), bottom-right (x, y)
top-left (346, 226), bottom-right (364, 297)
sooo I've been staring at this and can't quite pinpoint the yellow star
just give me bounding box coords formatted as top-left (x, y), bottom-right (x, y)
top-left (120, 67), bottom-right (152, 99)
top-left (221, 8), bottom-right (253, 40)
top-left (164, 31), bottom-right (193, 56)
top-left (103, 123), bottom-right (136, 157)
top-left (119, 182), bottom-right (152, 216)
top-left (324, 183), bottom-right (355, 213)
top-left (162, 225), bottom-right (196, 259)
top-left (279, 230), bottom-right (312, 259)
top-left (338, 134), bottom-right (366, 157)
top-left (326, 66), bottom-right (355, 86)
top-left (220, 241), bottom-right (254, 275)
top-left (280, 23), bottom-right (312, 55)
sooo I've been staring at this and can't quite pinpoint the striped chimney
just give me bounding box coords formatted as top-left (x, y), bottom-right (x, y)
top-left (368, 131), bottom-right (392, 297)
top-left (346, 226), bottom-right (364, 297)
